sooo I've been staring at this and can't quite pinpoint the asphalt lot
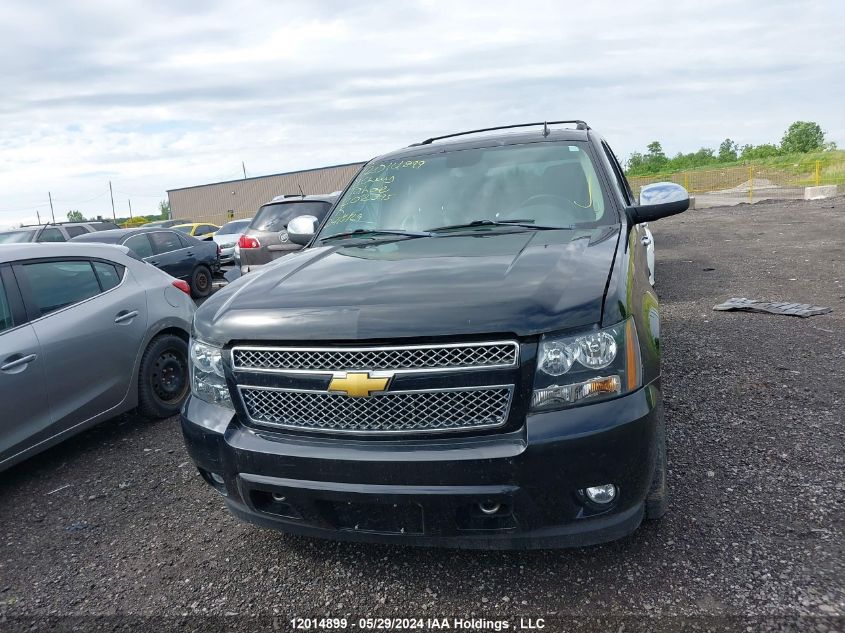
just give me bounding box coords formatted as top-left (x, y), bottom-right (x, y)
top-left (0, 197), bottom-right (842, 632)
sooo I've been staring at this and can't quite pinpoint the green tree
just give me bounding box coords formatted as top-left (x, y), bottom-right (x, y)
top-left (646, 141), bottom-right (666, 162)
top-left (626, 151), bottom-right (647, 173)
top-left (740, 143), bottom-right (780, 160)
top-left (780, 121), bottom-right (825, 153)
top-left (718, 138), bottom-right (738, 162)
top-left (67, 210), bottom-right (86, 222)
top-left (158, 199), bottom-right (171, 218)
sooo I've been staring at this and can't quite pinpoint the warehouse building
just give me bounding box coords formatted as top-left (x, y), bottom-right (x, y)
top-left (167, 161), bottom-right (365, 225)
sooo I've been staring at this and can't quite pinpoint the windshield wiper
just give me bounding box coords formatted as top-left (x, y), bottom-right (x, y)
top-left (427, 219), bottom-right (572, 232)
top-left (320, 228), bottom-right (434, 242)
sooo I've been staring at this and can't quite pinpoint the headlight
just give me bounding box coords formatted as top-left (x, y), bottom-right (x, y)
top-left (531, 318), bottom-right (641, 412)
top-left (190, 339), bottom-right (233, 408)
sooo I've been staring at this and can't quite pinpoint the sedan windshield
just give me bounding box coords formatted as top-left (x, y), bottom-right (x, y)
top-left (0, 230), bottom-right (36, 243)
top-left (319, 142), bottom-right (610, 240)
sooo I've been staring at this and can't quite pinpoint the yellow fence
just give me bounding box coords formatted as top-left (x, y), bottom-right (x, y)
top-left (628, 160), bottom-right (844, 206)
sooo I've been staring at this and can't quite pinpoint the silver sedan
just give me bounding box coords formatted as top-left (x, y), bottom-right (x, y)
top-left (0, 242), bottom-right (195, 472)
top-left (212, 218), bottom-right (252, 265)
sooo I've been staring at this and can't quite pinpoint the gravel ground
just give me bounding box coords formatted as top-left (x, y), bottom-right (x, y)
top-left (0, 197), bottom-right (842, 632)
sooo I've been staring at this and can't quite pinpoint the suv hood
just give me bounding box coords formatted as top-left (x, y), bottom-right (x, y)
top-left (195, 227), bottom-right (620, 343)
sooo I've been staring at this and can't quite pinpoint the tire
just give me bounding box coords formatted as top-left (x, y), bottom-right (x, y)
top-left (137, 334), bottom-right (189, 419)
top-left (190, 265), bottom-right (212, 299)
top-left (645, 403), bottom-right (668, 520)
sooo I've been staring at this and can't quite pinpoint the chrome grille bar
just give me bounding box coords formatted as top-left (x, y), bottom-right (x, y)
top-left (231, 341), bottom-right (519, 374)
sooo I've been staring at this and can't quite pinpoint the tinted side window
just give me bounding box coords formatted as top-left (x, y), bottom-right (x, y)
top-left (93, 261), bottom-right (124, 291)
top-left (38, 227), bottom-right (66, 242)
top-left (23, 260), bottom-right (101, 316)
top-left (124, 234), bottom-right (154, 258)
top-left (195, 225), bottom-right (213, 236)
top-left (65, 226), bottom-right (89, 238)
top-left (0, 277), bottom-right (13, 333)
top-left (149, 231), bottom-right (183, 254)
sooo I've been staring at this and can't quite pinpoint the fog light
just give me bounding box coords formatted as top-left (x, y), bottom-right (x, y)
top-left (585, 484), bottom-right (617, 504)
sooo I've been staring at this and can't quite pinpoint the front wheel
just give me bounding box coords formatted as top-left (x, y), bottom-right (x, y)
top-left (190, 265), bottom-right (212, 299)
top-left (137, 334), bottom-right (189, 419)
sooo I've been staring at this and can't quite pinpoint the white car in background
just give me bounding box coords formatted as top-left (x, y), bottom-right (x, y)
top-left (212, 219), bottom-right (252, 266)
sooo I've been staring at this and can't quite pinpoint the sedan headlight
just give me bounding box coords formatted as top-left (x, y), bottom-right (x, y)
top-left (190, 339), bottom-right (233, 408)
top-left (531, 317), bottom-right (641, 412)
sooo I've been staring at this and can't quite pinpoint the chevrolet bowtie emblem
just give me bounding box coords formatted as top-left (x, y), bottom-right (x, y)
top-left (328, 372), bottom-right (391, 398)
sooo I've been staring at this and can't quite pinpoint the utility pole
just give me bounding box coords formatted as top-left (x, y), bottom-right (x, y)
top-left (48, 192), bottom-right (56, 223)
top-left (242, 162), bottom-right (247, 179)
top-left (109, 181), bottom-right (116, 221)
top-left (128, 199), bottom-right (133, 219)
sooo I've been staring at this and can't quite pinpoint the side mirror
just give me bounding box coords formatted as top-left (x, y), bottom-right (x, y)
top-left (627, 182), bottom-right (689, 225)
top-left (287, 214), bottom-right (319, 246)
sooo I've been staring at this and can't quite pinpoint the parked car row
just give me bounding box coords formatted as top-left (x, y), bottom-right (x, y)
top-left (0, 220), bottom-right (120, 244)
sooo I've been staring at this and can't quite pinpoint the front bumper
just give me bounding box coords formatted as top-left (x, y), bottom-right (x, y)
top-left (218, 246), bottom-right (236, 264)
top-left (181, 384), bottom-right (660, 549)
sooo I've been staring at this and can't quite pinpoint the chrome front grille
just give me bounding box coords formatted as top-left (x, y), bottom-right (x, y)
top-left (231, 341), bottom-right (518, 373)
top-left (238, 386), bottom-right (513, 434)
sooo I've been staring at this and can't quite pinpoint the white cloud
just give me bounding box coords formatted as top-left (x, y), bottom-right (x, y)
top-left (1, 0), bottom-right (843, 225)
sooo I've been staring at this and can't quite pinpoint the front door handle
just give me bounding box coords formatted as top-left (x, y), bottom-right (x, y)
top-left (1, 353), bottom-right (37, 372)
top-left (114, 310), bottom-right (139, 324)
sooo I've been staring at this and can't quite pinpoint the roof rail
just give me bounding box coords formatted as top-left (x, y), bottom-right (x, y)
top-left (19, 219), bottom-right (111, 228)
top-left (413, 120), bottom-right (590, 146)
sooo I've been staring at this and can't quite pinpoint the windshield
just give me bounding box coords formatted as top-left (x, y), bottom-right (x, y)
top-left (218, 220), bottom-right (250, 235)
top-left (319, 142), bottom-right (609, 240)
top-left (0, 230), bottom-right (36, 243)
top-left (251, 201), bottom-right (331, 232)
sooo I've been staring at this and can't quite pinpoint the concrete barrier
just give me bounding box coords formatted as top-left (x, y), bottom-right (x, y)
top-left (804, 185), bottom-right (838, 200)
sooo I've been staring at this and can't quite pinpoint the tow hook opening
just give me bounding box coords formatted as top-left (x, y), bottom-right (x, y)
top-left (198, 468), bottom-right (228, 497)
top-left (478, 500), bottom-right (502, 515)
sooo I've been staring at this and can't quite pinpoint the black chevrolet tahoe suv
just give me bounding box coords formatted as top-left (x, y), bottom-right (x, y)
top-left (182, 120), bottom-right (690, 549)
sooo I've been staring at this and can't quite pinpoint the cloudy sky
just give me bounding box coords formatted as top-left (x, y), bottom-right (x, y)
top-left (1, 0), bottom-right (842, 226)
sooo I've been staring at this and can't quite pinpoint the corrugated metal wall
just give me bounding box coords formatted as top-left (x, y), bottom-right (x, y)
top-left (167, 162), bottom-right (365, 225)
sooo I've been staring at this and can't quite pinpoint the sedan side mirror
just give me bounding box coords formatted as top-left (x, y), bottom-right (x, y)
top-left (287, 214), bottom-right (319, 246)
top-left (627, 182), bottom-right (689, 225)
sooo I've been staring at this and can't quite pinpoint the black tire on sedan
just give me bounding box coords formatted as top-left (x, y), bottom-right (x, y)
top-left (138, 334), bottom-right (189, 418)
top-left (190, 265), bottom-right (212, 299)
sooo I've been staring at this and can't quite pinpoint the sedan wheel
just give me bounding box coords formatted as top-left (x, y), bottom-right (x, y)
top-left (190, 265), bottom-right (212, 299)
top-left (138, 334), bottom-right (189, 418)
